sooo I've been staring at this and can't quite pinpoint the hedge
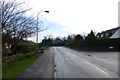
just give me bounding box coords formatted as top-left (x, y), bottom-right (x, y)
top-left (15, 44), bottom-right (37, 53)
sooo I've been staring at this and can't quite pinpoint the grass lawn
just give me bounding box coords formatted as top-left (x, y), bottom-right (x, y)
top-left (2, 53), bottom-right (42, 78)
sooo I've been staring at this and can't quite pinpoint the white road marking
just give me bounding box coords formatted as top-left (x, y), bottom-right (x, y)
top-left (54, 70), bottom-right (57, 78)
top-left (84, 61), bottom-right (109, 76)
top-left (65, 57), bottom-right (69, 60)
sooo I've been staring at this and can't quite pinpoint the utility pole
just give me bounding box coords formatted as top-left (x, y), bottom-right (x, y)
top-left (36, 10), bottom-right (49, 53)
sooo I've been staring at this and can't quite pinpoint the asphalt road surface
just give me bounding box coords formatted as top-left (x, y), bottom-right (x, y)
top-left (17, 46), bottom-right (118, 78)
top-left (53, 46), bottom-right (118, 78)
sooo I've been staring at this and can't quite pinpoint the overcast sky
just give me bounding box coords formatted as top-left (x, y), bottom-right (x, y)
top-left (22, 0), bottom-right (120, 42)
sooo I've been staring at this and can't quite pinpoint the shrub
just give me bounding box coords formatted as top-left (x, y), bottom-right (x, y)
top-left (15, 44), bottom-right (37, 53)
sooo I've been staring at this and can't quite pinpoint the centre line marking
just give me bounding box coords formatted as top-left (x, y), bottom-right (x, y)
top-left (84, 61), bottom-right (109, 75)
top-left (65, 57), bottom-right (69, 60)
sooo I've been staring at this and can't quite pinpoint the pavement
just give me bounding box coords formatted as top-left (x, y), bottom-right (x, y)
top-left (17, 48), bottom-right (54, 78)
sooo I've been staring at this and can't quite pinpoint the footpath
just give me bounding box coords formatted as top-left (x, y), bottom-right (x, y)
top-left (17, 48), bottom-right (54, 78)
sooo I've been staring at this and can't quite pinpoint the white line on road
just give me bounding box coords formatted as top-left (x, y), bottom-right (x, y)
top-left (65, 57), bottom-right (69, 60)
top-left (84, 61), bottom-right (109, 76)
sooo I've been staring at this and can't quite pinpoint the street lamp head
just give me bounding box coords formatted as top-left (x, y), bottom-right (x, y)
top-left (44, 11), bottom-right (49, 13)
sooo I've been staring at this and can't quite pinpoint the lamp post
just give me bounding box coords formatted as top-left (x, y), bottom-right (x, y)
top-left (36, 10), bottom-right (49, 52)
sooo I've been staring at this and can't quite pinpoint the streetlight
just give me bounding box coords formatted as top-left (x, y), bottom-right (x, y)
top-left (36, 10), bottom-right (49, 52)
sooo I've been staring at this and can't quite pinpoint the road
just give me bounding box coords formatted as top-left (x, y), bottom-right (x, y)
top-left (52, 46), bottom-right (118, 78)
top-left (17, 46), bottom-right (118, 78)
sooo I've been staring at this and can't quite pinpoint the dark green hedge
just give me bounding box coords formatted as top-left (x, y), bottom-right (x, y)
top-left (71, 38), bottom-right (120, 47)
top-left (15, 44), bottom-right (37, 53)
top-left (66, 38), bottom-right (120, 51)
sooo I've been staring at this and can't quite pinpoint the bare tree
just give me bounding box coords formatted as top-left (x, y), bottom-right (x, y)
top-left (1, 0), bottom-right (36, 54)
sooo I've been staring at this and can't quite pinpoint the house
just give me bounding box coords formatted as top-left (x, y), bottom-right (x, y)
top-left (110, 28), bottom-right (120, 38)
top-left (97, 27), bottom-right (120, 39)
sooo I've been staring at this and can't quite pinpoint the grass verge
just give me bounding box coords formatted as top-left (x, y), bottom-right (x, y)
top-left (2, 53), bottom-right (42, 78)
top-left (44, 47), bottom-right (49, 50)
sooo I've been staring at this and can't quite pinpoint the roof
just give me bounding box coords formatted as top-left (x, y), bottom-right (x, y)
top-left (110, 28), bottom-right (120, 38)
top-left (97, 27), bottom-right (120, 38)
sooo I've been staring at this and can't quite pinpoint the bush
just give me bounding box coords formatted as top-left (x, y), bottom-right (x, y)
top-left (15, 44), bottom-right (37, 53)
top-left (2, 44), bottom-right (37, 64)
top-left (2, 52), bottom-right (37, 64)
